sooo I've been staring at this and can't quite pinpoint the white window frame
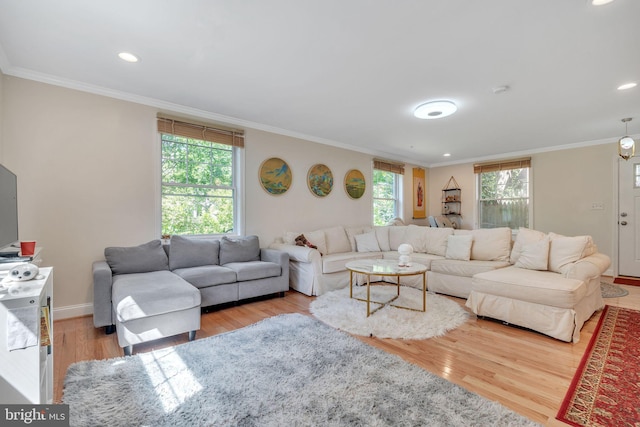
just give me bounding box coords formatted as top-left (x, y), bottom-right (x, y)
top-left (475, 167), bottom-right (532, 230)
top-left (373, 169), bottom-right (402, 226)
top-left (158, 132), bottom-right (244, 237)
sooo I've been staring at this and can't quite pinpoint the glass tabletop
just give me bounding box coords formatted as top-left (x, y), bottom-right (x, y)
top-left (345, 259), bottom-right (427, 275)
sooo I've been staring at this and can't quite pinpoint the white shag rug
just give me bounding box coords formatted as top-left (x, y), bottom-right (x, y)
top-left (310, 285), bottom-right (470, 339)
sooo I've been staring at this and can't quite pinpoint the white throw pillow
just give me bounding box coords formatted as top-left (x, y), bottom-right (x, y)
top-left (345, 226), bottom-right (372, 252)
top-left (424, 227), bottom-right (454, 256)
top-left (374, 226), bottom-right (391, 252)
top-left (548, 233), bottom-right (590, 273)
top-left (445, 235), bottom-right (473, 261)
top-left (514, 237), bottom-right (550, 270)
top-left (510, 228), bottom-right (547, 264)
top-left (355, 231), bottom-right (381, 253)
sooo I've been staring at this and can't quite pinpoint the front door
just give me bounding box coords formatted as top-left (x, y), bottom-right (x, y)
top-left (618, 157), bottom-right (640, 277)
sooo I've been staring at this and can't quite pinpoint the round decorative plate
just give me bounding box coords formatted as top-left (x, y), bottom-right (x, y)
top-left (344, 169), bottom-right (365, 199)
top-left (307, 164), bottom-right (333, 197)
top-left (259, 157), bottom-right (292, 195)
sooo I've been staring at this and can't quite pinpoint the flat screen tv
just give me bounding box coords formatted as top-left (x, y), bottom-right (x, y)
top-left (0, 164), bottom-right (19, 257)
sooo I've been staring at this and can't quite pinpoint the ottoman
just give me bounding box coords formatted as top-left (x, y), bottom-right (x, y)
top-left (112, 270), bottom-right (201, 355)
top-left (466, 266), bottom-right (604, 343)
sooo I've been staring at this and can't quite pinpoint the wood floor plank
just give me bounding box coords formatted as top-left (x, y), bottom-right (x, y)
top-left (52, 281), bottom-right (640, 426)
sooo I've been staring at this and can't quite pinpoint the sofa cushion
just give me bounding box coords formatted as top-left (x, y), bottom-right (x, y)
top-left (382, 251), bottom-right (444, 269)
top-left (424, 227), bottom-right (454, 256)
top-left (445, 235), bottom-right (473, 261)
top-left (431, 259), bottom-right (510, 277)
top-left (472, 266), bottom-right (586, 309)
top-left (112, 270), bottom-right (200, 322)
top-left (388, 226), bottom-right (408, 250)
top-left (374, 226), bottom-right (391, 252)
top-left (346, 226), bottom-right (373, 252)
top-left (169, 235), bottom-right (220, 270)
top-left (455, 228), bottom-right (511, 262)
top-left (323, 226), bottom-right (352, 254)
top-left (219, 235), bottom-right (261, 265)
top-left (510, 228), bottom-right (546, 264)
top-left (105, 240), bottom-right (169, 275)
top-left (404, 224), bottom-right (427, 253)
top-left (224, 261), bottom-right (281, 281)
top-left (322, 252), bottom-right (383, 274)
top-left (514, 237), bottom-right (550, 271)
top-left (173, 265), bottom-right (237, 288)
top-left (548, 233), bottom-right (591, 274)
top-left (355, 231), bottom-right (381, 252)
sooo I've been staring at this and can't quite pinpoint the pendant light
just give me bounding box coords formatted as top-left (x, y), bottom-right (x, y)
top-left (618, 118), bottom-right (635, 160)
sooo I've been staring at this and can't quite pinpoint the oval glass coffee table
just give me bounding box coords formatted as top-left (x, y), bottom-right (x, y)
top-left (345, 259), bottom-right (428, 317)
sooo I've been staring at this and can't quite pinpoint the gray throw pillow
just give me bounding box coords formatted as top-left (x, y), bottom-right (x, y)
top-left (169, 235), bottom-right (220, 270)
top-left (104, 240), bottom-right (169, 275)
top-left (219, 235), bottom-right (260, 265)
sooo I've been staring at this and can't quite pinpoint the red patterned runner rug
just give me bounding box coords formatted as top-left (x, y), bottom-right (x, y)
top-left (557, 305), bottom-right (640, 426)
top-left (613, 276), bottom-right (640, 287)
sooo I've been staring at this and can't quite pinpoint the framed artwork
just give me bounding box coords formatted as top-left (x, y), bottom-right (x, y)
top-left (412, 167), bottom-right (426, 219)
top-left (259, 157), bottom-right (292, 195)
top-left (344, 169), bottom-right (365, 199)
top-left (307, 164), bottom-right (333, 197)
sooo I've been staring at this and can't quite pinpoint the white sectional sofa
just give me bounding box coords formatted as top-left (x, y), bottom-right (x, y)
top-left (271, 224), bottom-right (610, 343)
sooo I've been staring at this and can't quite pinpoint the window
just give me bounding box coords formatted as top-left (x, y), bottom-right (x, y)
top-left (158, 117), bottom-right (244, 236)
top-left (373, 160), bottom-right (404, 226)
top-left (476, 158), bottom-right (531, 230)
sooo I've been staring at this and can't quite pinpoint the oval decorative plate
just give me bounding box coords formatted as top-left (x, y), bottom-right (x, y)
top-left (259, 157), bottom-right (292, 195)
top-left (307, 164), bottom-right (333, 197)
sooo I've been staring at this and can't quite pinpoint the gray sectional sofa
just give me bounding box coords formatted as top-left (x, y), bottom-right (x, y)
top-left (93, 235), bottom-right (289, 355)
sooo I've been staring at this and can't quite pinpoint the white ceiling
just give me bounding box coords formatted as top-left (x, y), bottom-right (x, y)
top-left (0, 0), bottom-right (638, 167)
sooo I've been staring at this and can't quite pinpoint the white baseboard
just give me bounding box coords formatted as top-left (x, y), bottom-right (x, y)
top-left (53, 303), bottom-right (93, 320)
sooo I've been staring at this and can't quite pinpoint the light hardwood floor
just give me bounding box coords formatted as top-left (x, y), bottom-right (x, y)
top-left (53, 278), bottom-right (640, 426)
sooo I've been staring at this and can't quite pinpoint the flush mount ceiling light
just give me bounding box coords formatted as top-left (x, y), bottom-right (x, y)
top-left (592, 0), bottom-right (615, 5)
top-left (414, 101), bottom-right (457, 119)
top-left (618, 118), bottom-right (635, 161)
top-left (118, 52), bottom-right (139, 63)
top-left (618, 82), bottom-right (637, 90)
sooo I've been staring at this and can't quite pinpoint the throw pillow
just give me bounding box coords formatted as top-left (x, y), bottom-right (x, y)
top-left (548, 234), bottom-right (589, 274)
top-left (345, 226), bottom-right (372, 252)
top-left (105, 240), bottom-right (169, 275)
top-left (219, 235), bottom-right (261, 265)
top-left (514, 237), bottom-right (550, 270)
top-left (445, 234), bottom-right (473, 261)
top-left (456, 228), bottom-right (511, 261)
top-left (322, 226), bottom-right (351, 254)
top-left (355, 231), bottom-right (381, 252)
top-left (510, 228), bottom-right (547, 264)
top-left (424, 227), bottom-right (454, 256)
top-left (169, 235), bottom-right (220, 270)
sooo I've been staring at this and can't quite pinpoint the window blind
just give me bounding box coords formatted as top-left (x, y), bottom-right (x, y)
top-left (157, 116), bottom-right (244, 148)
top-left (373, 159), bottom-right (405, 175)
top-left (473, 157), bottom-right (531, 174)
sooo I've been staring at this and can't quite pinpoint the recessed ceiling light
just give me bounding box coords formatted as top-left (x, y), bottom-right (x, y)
top-left (443, 153), bottom-right (451, 157)
top-left (618, 82), bottom-right (637, 90)
top-left (592, 0), bottom-right (615, 5)
top-left (118, 52), bottom-right (139, 63)
top-left (414, 101), bottom-right (457, 119)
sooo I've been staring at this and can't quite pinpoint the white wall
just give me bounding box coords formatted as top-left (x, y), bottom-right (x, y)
top-left (427, 144), bottom-right (617, 258)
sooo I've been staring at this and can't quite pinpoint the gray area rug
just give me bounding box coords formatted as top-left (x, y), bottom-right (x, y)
top-left (601, 282), bottom-right (629, 298)
top-left (63, 314), bottom-right (538, 427)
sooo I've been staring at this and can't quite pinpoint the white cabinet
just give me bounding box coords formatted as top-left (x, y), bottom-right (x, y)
top-left (0, 267), bottom-right (53, 404)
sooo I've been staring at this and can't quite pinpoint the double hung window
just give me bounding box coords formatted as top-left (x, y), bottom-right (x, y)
top-left (373, 160), bottom-right (404, 226)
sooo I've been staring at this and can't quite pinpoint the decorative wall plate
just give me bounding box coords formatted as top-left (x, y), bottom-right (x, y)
top-left (307, 164), bottom-right (333, 197)
top-left (259, 157), bottom-right (292, 195)
top-left (344, 169), bottom-right (365, 199)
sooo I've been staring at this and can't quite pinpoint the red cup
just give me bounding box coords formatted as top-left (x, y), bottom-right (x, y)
top-left (20, 241), bottom-right (36, 256)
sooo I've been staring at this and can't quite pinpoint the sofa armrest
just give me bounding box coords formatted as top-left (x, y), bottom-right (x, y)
top-left (269, 243), bottom-right (321, 263)
top-left (565, 253), bottom-right (611, 281)
top-left (260, 247), bottom-right (289, 267)
top-left (93, 260), bottom-right (114, 328)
